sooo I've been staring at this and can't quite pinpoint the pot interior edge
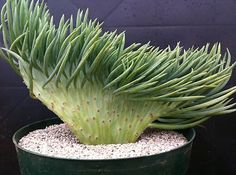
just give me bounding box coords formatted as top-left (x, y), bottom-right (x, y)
top-left (12, 117), bottom-right (196, 161)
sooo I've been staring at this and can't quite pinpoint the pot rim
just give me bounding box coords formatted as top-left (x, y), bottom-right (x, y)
top-left (12, 117), bottom-right (196, 161)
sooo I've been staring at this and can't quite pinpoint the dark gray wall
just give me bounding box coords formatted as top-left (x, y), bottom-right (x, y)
top-left (0, 0), bottom-right (236, 174)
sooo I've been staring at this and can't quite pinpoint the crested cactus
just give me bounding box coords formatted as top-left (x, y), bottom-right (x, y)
top-left (1, 0), bottom-right (236, 144)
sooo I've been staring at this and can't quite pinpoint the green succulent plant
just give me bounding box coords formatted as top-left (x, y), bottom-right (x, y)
top-left (1, 0), bottom-right (236, 144)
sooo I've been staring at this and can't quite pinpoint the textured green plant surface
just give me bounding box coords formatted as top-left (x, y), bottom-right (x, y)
top-left (1, 0), bottom-right (236, 144)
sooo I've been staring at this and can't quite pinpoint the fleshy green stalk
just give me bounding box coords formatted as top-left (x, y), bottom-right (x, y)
top-left (0, 0), bottom-right (236, 144)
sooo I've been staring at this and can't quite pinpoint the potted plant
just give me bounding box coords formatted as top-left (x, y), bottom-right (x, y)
top-left (1, 0), bottom-right (235, 174)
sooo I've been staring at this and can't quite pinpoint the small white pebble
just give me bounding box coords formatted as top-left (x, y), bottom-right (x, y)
top-left (18, 124), bottom-right (188, 159)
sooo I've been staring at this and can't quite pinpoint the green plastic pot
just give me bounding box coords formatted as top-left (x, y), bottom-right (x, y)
top-left (13, 118), bottom-right (195, 175)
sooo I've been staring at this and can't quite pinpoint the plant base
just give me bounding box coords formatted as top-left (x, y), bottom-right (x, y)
top-left (13, 118), bottom-right (195, 175)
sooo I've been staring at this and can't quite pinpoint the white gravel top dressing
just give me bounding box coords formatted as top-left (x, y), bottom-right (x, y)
top-left (19, 124), bottom-right (188, 159)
